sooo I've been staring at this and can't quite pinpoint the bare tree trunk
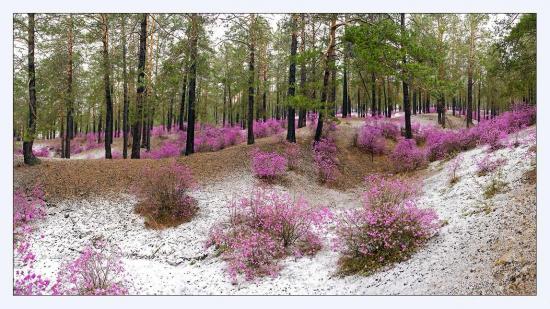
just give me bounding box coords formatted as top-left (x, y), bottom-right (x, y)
top-left (121, 15), bottom-right (129, 159)
top-left (247, 14), bottom-right (256, 145)
top-left (314, 15), bottom-right (337, 142)
top-left (297, 14), bottom-right (307, 128)
top-left (101, 14), bottom-right (113, 159)
top-left (23, 13), bottom-right (39, 165)
top-left (401, 13), bottom-right (412, 139)
top-left (286, 14), bottom-right (299, 143)
top-left (131, 14), bottom-right (147, 159)
top-left (185, 14), bottom-right (199, 155)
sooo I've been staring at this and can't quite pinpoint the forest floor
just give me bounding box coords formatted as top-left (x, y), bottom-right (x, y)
top-left (13, 114), bottom-right (537, 295)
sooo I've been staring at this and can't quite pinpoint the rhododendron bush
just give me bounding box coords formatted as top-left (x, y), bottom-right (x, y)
top-left (51, 241), bottom-right (129, 295)
top-left (390, 139), bottom-right (426, 172)
top-left (312, 137), bottom-right (340, 182)
top-left (135, 161), bottom-right (198, 228)
top-left (356, 125), bottom-right (386, 161)
top-left (253, 119), bottom-right (285, 138)
top-left (334, 175), bottom-right (439, 275)
top-left (207, 189), bottom-right (332, 282)
top-left (251, 148), bottom-right (288, 179)
top-left (476, 153), bottom-right (507, 176)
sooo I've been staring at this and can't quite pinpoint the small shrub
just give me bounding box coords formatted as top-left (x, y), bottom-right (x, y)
top-left (206, 189), bottom-right (331, 282)
top-left (144, 140), bottom-right (181, 159)
top-left (390, 139), bottom-right (426, 172)
top-left (251, 148), bottom-right (288, 180)
top-left (379, 122), bottom-right (400, 141)
top-left (312, 137), bottom-right (340, 183)
top-left (476, 153), bottom-right (507, 176)
top-left (334, 176), bottom-right (439, 275)
top-left (135, 161), bottom-right (197, 228)
top-left (282, 141), bottom-right (301, 170)
top-left (356, 125), bottom-right (386, 161)
top-left (51, 241), bottom-right (129, 295)
top-left (447, 154), bottom-right (462, 185)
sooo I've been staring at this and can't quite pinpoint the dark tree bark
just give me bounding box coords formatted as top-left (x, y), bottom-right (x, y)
top-left (342, 64), bottom-right (348, 118)
top-left (401, 13), bottom-right (412, 139)
top-left (185, 14), bottom-right (199, 155)
top-left (314, 15), bottom-right (337, 142)
top-left (247, 14), bottom-right (256, 145)
top-left (97, 112), bottom-right (103, 144)
top-left (60, 116), bottom-right (65, 159)
top-left (477, 79), bottom-right (481, 123)
top-left (297, 14), bottom-right (307, 128)
top-left (101, 14), bottom-right (113, 159)
top-left (121, 15), bottom-right (129, 159)
top-left (412, 89), bottom-right (417, 115)
top-left (131, 14), bottom-right (147, 159)
top-left (467, 73), bottom-right (473, 127)
top-left (63, 15), bottom-right (74, 159)
top-left (179, 70), bottom-right (188, 129)
top-left (371, 72), bottom-right (376, 117)
top-left (23, 13), bottom-right (39, 165)
top-left (286, 14), bottom-right (299, 143)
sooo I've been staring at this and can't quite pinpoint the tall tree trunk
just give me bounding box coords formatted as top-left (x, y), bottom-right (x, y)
top-left (63, 15), bottom-right (74, 159)
top-left (101, 14), bottom-right (113, 159)
top-left (121, 15), bottom-right (129, 159)
top-left (342, 64), bottom-right (348, 118)
top-left (179, 70), bottom-right (188, 129)
top-left (185, 14), bottom-right (199, 155)
top-left (477, 78), bottom-right (481, 123)
top-left (297, 14), bottom-right (307, 128)
top-left (314, 15), bottom-right (337, 142)
top-left (23, 13), bottom-right (39, 165)
top-left (131, 14), bottom-right (147, 159)
top-left (286, 14), bottom-right (299, 143)
top-left (247, 14), bottom-right (256, 145)
top-left (401, 13), bottom-right (412, 139)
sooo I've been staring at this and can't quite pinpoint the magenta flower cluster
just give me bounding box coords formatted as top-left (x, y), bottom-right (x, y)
top-left (334, 175), bottom-right (439, 270)
top-left (251, 148), bottom-right (288, 180)
top-left (389, 139), bottom-right (426, 172)
top-left (312, 137), bottom-right (340, 183)
top-left (475, 153), bottom-right (507, 176)
top-left (253, 119), bottom-right (285, 138)
top-left (206, 189), bottom-right (332, 283)
top-left (356, 125), bottom-right (386, 160)
top-left (51, 242), bottom-right (129, 296)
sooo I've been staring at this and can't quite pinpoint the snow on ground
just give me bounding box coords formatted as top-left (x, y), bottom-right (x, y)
top-left (18, 126), bottom-right (536, 295)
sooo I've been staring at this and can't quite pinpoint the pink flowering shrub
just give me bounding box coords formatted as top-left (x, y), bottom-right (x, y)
top-left (476, 153), bottom-right (507, 176)
top-left (206, 189), bottom-right (332, 282)
top-left (390, 139), bottom-right (426, 172)
top-left (51, 241), bottom-right (129, 295)
top-left (424, 129), bottom-right (462, 161)
top-left (251, 148), bottom-right (288, 180)
top-left (135, 161), bottom-right (198, 228)
top-left (13, 185), bottom-right (52, 295)
top-left (379, 122), bottom-right (400, 141)
top-left (334, 175), bottom-right (439, 275)
top-left (356, 125), bottom-right (386, 161)
top-left (312, 137), bottom-right (340, 183)
top-left (14, 241), bottom-right (51, 295)
top-left (253, 119), bottom-right (284, 138)
top-left (282, 141), bottom-right (301, 170)
top-left (144, 140), bottom-right (181, 159)
top-left (14, 185), bottom-right (46, 232)
top-left (33, 146), bottom-right (49, 158)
